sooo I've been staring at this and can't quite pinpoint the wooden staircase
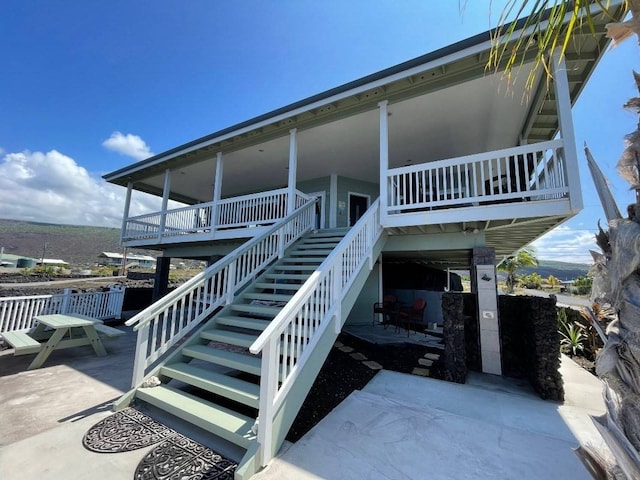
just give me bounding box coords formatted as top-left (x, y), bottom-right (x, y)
top-left (119, 228), bottom-right (350, 473)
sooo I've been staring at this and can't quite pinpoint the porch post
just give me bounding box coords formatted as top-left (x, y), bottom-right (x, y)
top-left (287, 128), bottom-right (298, 214)
top-left (120, 181), bottom-right (133, 245)
top-left (378, 100), bottom-right (389, 224)
top-left (471, 247), bottom-right (502, 376)
top-left (552, 53), bottom-right (583, 213)
top-left (158, 169), bottom-right (171, 242)
top-left (212, 152), bottom-right (223, 231)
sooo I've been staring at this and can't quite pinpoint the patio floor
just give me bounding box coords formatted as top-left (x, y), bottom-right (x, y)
top-left (0, 321), bottom-right (608, 480)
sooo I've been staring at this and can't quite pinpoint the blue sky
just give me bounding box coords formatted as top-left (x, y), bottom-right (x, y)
top-left (0, 1), bottom-right (636, 264)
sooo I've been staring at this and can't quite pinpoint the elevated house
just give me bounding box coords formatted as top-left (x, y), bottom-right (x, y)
top-left (98, 251), bottom-right (157, 269)
top-left (104, 5), bottom-right (623, 478)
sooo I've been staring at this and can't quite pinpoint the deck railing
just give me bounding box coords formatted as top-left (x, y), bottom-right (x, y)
top-left (123, 188), bottom-right (310, 242)
top-left (0, 286), bottom-right (125, 334)
top-left (249, 198), bottom-right (382, 466)
top-left (385, 139), bottom-right (567, 214)
top-left (125, 198), bottom-right (317, 387)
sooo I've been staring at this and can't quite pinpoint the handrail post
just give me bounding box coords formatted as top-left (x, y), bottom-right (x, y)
top-left (61, 288), bottom-right (72, 314)
top-left (257, 338), bottom-right (277, 466)
top-left (131, 323), bottom-right (150, 387)
top-left (226, 261), bottom-right (237, 305)
top-left (333, 265), bottom-right (342, 334)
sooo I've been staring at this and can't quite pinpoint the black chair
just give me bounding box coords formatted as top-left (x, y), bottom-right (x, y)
top-left (372, 295), bottom-right (397, 327)
top-left (397, 298), bottom-right (427, 336)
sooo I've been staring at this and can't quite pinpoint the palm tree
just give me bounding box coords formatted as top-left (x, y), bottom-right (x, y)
top-left (497, 247), bottom-right (538, 293)
top-left (491, 1), bottom-right (640, 477)
top-left (547, 274), bottom-right (560, 290)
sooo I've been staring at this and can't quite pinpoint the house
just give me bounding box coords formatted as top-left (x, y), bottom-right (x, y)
top-left (103, 5), bottom-right (624, 479)
top-left (98, 251), bottom-right (157, 269)
top-left (37, 258), bottom-right (68, 267)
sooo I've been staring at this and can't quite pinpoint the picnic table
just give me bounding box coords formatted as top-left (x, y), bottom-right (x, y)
top-left (1, 313), bottom-right (125, 369)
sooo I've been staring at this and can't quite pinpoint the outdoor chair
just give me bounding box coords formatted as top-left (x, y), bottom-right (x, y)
top-left (397, 298), bottom-right (427, 336)
top-left (372, 295), bottom-right (397, 327)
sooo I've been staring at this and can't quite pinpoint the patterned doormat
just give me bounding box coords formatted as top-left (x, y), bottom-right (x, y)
top-left (83, 408), bottom-right (176, 452)
top-left (83, 408), bottom-right (238, 479)
top-left (135, 433), bottom-right (236, 480)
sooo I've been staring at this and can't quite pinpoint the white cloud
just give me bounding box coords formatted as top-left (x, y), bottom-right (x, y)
top-left (102, 132), bottom-right (153, 161)
top-left (0, 150), bottom-right (165, 227)
top-left (531, 225), bottom-right (598, 265)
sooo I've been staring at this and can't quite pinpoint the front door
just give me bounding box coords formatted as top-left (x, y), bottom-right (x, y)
top-left (348, 193), bottom-right (369, 226)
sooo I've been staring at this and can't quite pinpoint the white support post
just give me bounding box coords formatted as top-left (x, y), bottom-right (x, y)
top-left (552, 54), bottom-right (583, 212)
top-left (120, 182), bottom-right (133, 244)
top-left (379, 100), bottom-right (389, 224)
top-left (257, 339), bottom-right (278, 466)
top-left (212, 152), bottom-right (223, 231)
top-left (61, 288), bottom-right (72, 314)
top-left (287, 129), bottom-right (298, 214)
top-left (158, 170), bottom-right (171, 241)
top-left (329, 174), bottom-right (338, 228)
top-left (131, 324), bottom-right (150, 387)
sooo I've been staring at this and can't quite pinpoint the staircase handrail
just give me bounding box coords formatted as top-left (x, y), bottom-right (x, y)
top-left (125, 198), bottom-right (317, 332)
top-left (249, 198), bottom-right (382, 465)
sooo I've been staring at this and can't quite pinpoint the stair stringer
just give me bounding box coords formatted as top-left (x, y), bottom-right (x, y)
top-left (235, 231), bottom-right (388, 479)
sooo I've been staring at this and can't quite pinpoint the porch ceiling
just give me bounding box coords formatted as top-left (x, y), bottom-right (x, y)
top-left (385, 213), bottom-right (570, 268)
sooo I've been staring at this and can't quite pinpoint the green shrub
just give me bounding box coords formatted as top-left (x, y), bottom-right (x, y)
top-left (520, 272), bottom-right (543, 289)
top-left (574, 275), bottom-right (593, 295)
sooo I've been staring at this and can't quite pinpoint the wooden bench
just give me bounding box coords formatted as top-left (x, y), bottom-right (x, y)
top-left (1, 331), bottom-right (42, 355)
top-left (93, 323), bottom-right (126, 338)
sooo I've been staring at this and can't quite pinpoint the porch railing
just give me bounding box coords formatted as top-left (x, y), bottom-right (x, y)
top-left (249, 198), bottom-right (383, 466)
top-left (125, 197), bottom-right (317, 387)
top-left (385, 139), bottom-right (567, 214)
top-left (0, 286), bottom-right (125, 334)
top-left (122, 188), bottom-right (310, 242)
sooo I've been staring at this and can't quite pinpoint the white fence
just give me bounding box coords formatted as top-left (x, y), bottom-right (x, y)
top-left (123, 188), bottom-right (311, 243)
top-left (385, 139), bottom-right (568, 214)
top-left (0, 286), bottom-right (126, 334)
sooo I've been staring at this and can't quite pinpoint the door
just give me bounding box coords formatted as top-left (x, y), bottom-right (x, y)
top-left (308, 191), bottom-right (326, 229)
top-left (348, 193), bottom-right (369, 226)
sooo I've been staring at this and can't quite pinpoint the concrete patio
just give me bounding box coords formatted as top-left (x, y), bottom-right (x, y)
top-left (0, 324), bottom-right (608, 480)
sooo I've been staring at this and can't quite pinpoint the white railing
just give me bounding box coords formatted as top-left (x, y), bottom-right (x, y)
top-left (123, 188), bottom-right (310, 242)
top-left (0, 286), bottom-right (125, 334)
top-left (249, 198), bottom-right (382, 465)
top-left (386, 139), bottom-right (568, 214)
top-left (126, 198), bottom-right (317, 387)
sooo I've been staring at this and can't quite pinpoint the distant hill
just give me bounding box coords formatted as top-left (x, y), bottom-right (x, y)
top-left (519, 259), bottom-right (590, 281)
top-left (0, 218), bottom-right (155, 266)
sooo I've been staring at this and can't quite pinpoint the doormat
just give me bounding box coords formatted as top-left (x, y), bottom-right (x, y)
top-left (83, 407), bottom-right (176, 453)
top-left (134, 433), bottom-right (237, 480)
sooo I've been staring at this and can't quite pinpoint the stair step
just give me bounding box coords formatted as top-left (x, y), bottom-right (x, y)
top-left (295, 242), bottom-right (338, 249)
top-left (300, 237), bottom-right (342, 244)
top-left (231, 304), bottom-right (282, 316)
top-left (242, 292), bottom-right (294, 302)
top-left (216, 315), bottom-right (271, 331)
top-left (161, 363), bottom-right (260, 408)
top-left (272, 265), bottom-right (317, 271)
top-left (254, 282), bottom-right (301, 291)
top-left (288, 249), bottom-right (333, 256)
top-left (136, 384), bottom-right (255, 449)
top-left (182, 345), bottom-right (261, 376)
top-left (264, 273), bottom-right (309, 281)
top-left (200, 329), bottom-right (258, 348)
top-left (280, 257), bottom-right (324, 263)
top-left (309, 228), bottom-right (349, 237)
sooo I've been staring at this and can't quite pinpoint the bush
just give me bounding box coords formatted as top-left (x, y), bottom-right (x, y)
top-left (574, 275), bottom-right (593, 295)
top-left (520, 272), bottom-right (543, 289)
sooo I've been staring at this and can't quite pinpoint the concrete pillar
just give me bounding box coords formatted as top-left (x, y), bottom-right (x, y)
top-left (152, 257), bottom-right (171, 302)
top-left (471, 247), bottom-right (502, 375)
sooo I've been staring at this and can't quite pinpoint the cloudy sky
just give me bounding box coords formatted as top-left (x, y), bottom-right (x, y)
top-left (1, 1), bottom-right (636, 264)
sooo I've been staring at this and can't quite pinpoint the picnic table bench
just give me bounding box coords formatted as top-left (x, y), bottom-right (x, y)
top-left (1, 313), bottom-right (125, 369)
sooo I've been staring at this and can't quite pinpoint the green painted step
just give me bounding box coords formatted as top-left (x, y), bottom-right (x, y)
top-left (242, 292), bottom-right (293, 302)
top-left (182, 344), bottom-right (261, 375)
top-left (299, 237), bottom-right (343, 244)
top-left (160, 363), bottom-right (260, 408)
top-left (216, 315), bottom-right (271, 331)
top-left (295, 243), bottom-right (339, 249)
top-left (264, 273), bottom-right (309, 281)
top-left (136, 384), bottom-right (255, 449)
top-left (200, 329), bottom-right (258, 348)
top-left (231, 304), bottom-right (282, 316)
top-left (287, 249), bottom-right (333, 256)
top-left (280, 257), bottom-right (325, 263)
top-left (253, 282), bottom-right (301, 291)
top-left (272, 265), bottom-right (317, 271)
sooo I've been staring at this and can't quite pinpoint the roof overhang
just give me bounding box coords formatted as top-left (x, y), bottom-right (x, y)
top-left (104, 2), bottom-right (626, 202)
